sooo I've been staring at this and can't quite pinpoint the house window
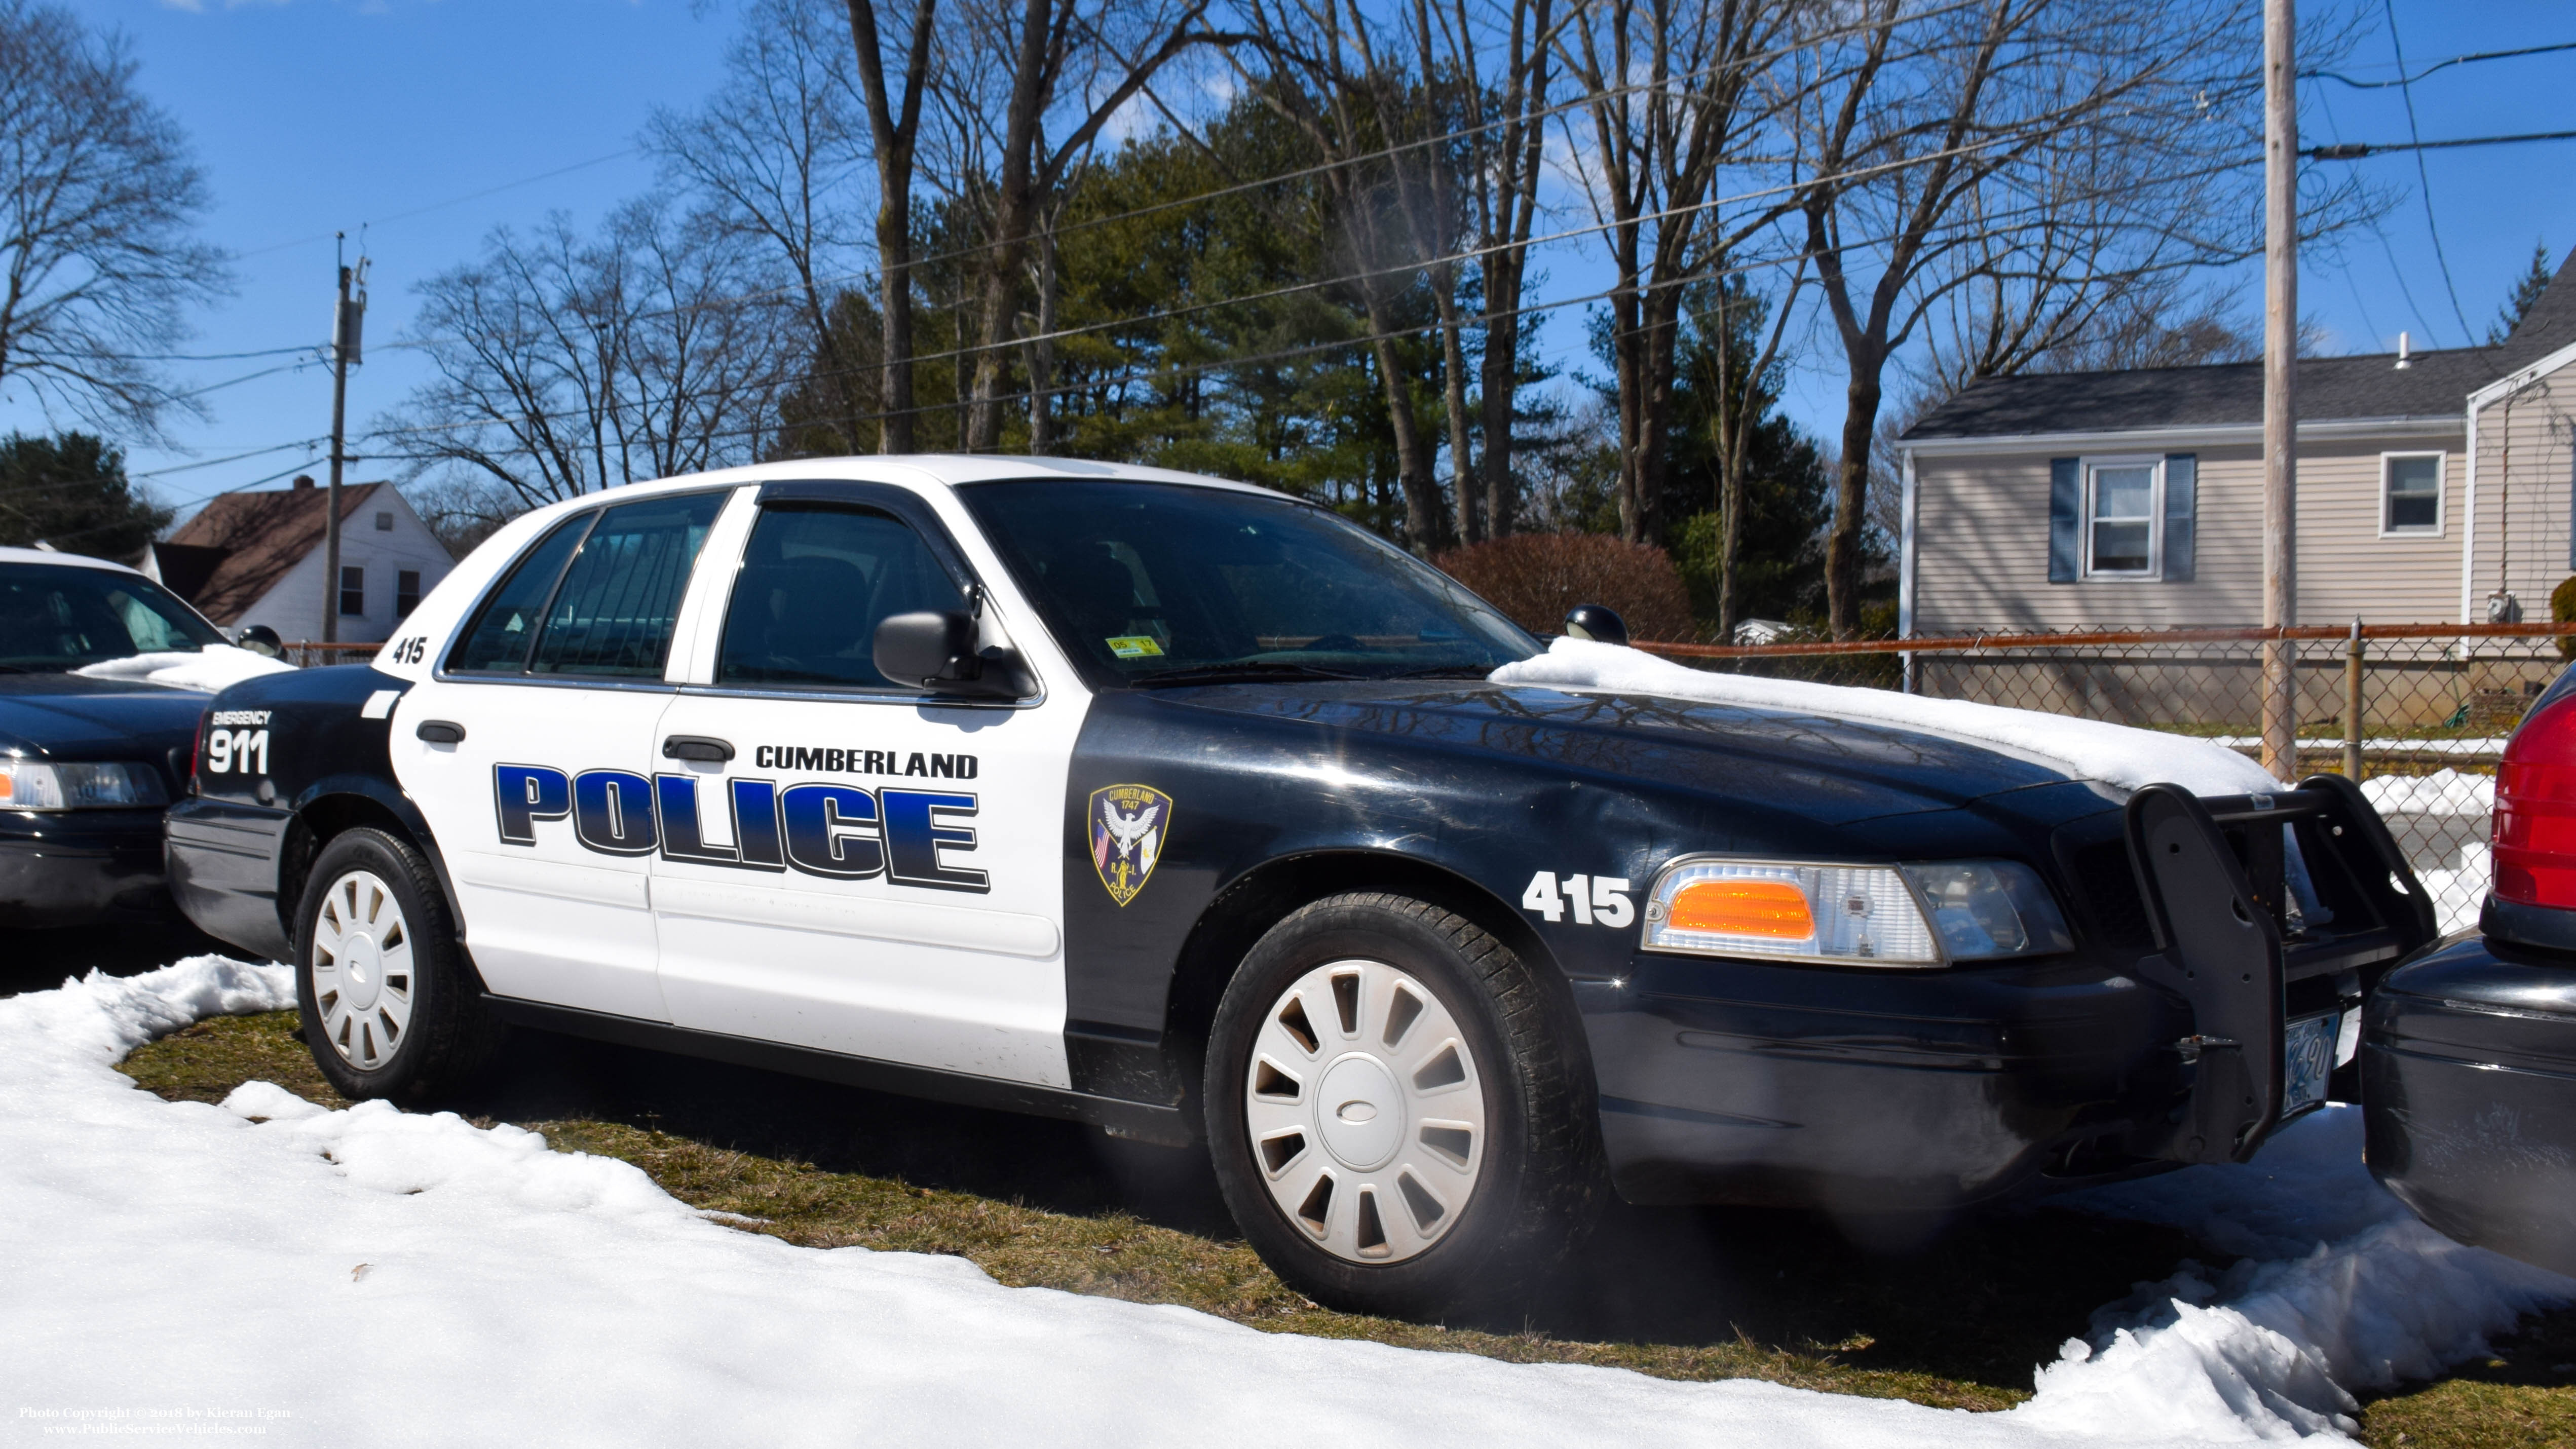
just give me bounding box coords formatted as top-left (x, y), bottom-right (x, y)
top-left (339, 566), bottom-right (364, 617)
top-left (2382, 452), bottom-right (2444, 536)
top-left (396, 569), bottom-right (422, 619)
top-left (2084, 456), bottom-right (2163, 578)
top-left (374, 510), bottom-right (394, 532)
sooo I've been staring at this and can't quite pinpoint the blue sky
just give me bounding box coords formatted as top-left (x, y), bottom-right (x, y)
top-left (18, 0), bottom-right (2576, 521)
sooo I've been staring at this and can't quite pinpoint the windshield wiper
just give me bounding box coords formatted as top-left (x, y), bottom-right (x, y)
top-left (1130, 662), bottom-right (1367, 688)
top-left (1378, 664), bottom-right (1501, 680)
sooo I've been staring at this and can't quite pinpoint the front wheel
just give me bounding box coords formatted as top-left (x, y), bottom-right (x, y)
top-left (294, 827), bottom-right (501, 1104)
top-left (1204, 893), bottom-right (1605, 1318)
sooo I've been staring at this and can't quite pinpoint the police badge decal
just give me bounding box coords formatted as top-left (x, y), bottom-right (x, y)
top-left (1089, 784), bottom-right (1172, 906)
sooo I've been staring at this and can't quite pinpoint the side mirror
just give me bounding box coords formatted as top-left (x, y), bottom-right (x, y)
top-left (874, 611), bottom-right (1030, 698)
top-left (1561, 604), bottom-right (1629, 647)
top-left (232, 624), bottom-right (284, 658)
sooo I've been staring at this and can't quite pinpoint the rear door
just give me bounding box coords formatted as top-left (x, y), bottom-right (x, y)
top-left (393, 488), bottom-right (730, 1021)
top-left (647, 481), bottom-right (1086, 1086)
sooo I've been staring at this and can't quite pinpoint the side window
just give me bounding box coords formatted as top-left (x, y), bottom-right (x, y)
top-left (449, 512), bottom-right (594, 673)
top-left (716, 503), bottom-right (967, 690)
top-left (531, 492), bottom-right (726, 678)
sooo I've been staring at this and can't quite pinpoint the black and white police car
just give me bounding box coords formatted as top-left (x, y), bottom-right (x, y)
top-left (166, 457), bottom-right (2438, 1315)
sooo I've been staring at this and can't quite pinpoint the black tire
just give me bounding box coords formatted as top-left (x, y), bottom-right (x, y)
top-left (293, 827), bottom-right (502, 1104)
top-left (1203, 892), bottom-right (1606, 1318)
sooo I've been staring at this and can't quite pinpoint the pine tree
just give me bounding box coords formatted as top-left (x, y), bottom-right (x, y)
top-left (2491, 241), bottom-right (2555, 343)
top-left (0, 432), bottom-right (170, 562)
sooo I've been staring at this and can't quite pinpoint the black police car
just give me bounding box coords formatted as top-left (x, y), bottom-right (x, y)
top-left (0, 546), bottom-right (253, 928)
top-left (163, 459), bottom-right (2437, 1316)
top-left (2364, 664), bottom-right (2576, 1279)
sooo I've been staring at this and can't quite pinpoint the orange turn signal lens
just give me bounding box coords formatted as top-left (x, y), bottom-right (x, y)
top-left (1668, 879), bottom-right (1814, 939)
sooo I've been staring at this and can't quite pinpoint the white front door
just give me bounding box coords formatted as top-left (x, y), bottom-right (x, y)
top-left (646, 487), bottom-right (1084, 1086)
top-left (394, 489), bottom-right (730, 1022)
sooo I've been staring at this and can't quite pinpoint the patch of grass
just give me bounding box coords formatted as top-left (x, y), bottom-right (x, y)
top-left (2359, 1310), bottom-right (2576, 1447)
top-left (111, 1012), bottom-right (2576, 1438)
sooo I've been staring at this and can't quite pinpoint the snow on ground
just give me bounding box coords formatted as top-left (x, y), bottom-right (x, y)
top-left (73, 644), bottom-right (295, 692)
top-left (7, 961), bottom-right (2570, 1446)
top-left (2417, 844), bottom-right (2494, 935)
top-left (2359, 770), bottom-right (2493, 816)
top-left (1493, 639), bottom-right (2282, 796)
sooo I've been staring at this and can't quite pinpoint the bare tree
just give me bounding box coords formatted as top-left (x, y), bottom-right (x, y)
top-left (1433, 0), bottom-right (1561, 540)
top-left (649, 0), bottom-right (869, 453)
top-left (1555, 0), bottom-right (1800, 544)
top-left (377, 200), bottom-right (795, 514)
top-left (0, 1), bottom-right (226, 439)
top-left (1782, 0), bottom-right (2299, 636)
top-left (1239, 0), bottom-right (1450, 547)
top-left (846, 0), bottom-right (940, 452)
top-left (1704, 261), bottom-right (1805, 639)
top-left (955, 0), bottom-right (1226, 451)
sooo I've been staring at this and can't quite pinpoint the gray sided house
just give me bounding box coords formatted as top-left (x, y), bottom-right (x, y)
top-left (1898, 253), bottom-right (2576, 639)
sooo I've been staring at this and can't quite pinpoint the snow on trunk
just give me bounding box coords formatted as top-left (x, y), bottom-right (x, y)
top-left (5, 962), bottom-right (2568, 1445)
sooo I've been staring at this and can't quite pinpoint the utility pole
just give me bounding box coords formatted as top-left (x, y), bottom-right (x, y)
top-left (323, 234), bottom-right (366, 644)
top-left (2260, 0), bottom-right (2299, 781)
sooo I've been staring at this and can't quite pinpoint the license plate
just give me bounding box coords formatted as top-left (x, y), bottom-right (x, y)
top-left (2283, 1012), bottom-right (2338, 1119)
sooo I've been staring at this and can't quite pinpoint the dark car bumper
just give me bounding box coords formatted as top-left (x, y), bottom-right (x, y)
top-left (1582, 956), bottom-right (2206, 1209)
top-left (2364, 933), bottom-right (2576, 1279)
top-left (0, 807), bottom-right (181, 929)
top-left (163, 795), bottom-right (295, 962)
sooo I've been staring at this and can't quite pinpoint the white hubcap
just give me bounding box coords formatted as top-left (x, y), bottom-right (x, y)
top-left (1244, 959), bottom-right (1485, 1264)
top-left (310, 869), bottom-right (415, 1072)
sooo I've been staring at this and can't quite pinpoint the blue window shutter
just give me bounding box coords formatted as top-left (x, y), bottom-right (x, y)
top-left (2048, 457), bottom-right (2080, 583)
top-left (2163, 453), bottom-right (2197, 582)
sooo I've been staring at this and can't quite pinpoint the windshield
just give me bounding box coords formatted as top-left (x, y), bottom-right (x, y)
top-left (961, 480), bottom-right (1538, 687)
top-left (0, 562), bottom-right (227, 672)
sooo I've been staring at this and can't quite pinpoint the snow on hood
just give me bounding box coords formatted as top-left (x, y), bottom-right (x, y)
top-left (11, 961), bottom-right (2574, 1444)
top-left (72, 643), bottom-right (296, 693)
top-left (1492, 638), bottom-right (2284, 797)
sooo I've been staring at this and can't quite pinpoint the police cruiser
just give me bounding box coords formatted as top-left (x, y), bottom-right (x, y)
top-left (164, 457), bottom-right (2437, 1317)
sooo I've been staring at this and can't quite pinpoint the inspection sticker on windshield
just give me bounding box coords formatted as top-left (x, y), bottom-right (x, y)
top-left (1106, 636), bottom-right (1163, 658)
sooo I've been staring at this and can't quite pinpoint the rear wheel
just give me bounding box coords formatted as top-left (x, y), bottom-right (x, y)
top-left (294, 827), bottom-right (501, 1104)
top-left (1204, 893), bottom-right (1604, 1318)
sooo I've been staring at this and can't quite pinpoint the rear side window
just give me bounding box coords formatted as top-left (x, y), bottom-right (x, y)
top-left (716, 503), bottom-right (967, 690)
top-left (530, 493), bottom-right (726, 678)
top-left (447, 513), bottom-right (592, 673)
top-left (446, 492), bottom-right (724, 678)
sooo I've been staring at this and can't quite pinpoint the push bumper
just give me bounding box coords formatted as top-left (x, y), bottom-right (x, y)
top-left (2364, 934), bottom-right (2576, 1279)
top-left (0, 807), bottom-right (180, 929)
top-left (1589, 775), bottom-right (2433, 1210)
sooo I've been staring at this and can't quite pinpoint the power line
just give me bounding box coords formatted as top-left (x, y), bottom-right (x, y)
top-left (364, 161), bottom-right (2260, 461)
top-left (2303, 39), bottom-right (2576, 89)
top-left (232, 146), bottom-right (646, 262)
top-left (2304, 129), bottom-right (2576, 162)
top-left (131, 439), bottom-right (325, 480)
top-left (2378, 0), bottom-right (2475, 347)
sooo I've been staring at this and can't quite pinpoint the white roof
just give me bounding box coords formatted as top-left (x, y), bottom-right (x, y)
top-left (590, 453), bottom-right (1286, 503)
top-left (0, 545), bottom-right (145, 576)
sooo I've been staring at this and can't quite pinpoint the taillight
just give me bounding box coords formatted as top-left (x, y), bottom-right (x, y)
top-left (2493, 697), bottom-right (2576, 906)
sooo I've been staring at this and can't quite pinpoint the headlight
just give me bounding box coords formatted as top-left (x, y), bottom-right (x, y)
top-left (0, 759), bottom-right (169, 810)
top-left (1640, 856), bottom-right (2070, 966)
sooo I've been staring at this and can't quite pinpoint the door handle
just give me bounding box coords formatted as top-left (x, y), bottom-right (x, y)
top-left (662, 734), bottom-right (735, 762)
top-left (415, 720), bottom-right (466, 744)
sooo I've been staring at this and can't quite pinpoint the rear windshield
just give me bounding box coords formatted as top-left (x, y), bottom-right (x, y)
top-left (961, 480), bottom-right (1536, 687)
top-left (0, 562), bottom-right (226, 672)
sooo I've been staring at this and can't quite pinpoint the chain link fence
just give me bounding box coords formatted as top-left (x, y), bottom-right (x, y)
top-left (1637, 623), bottom-right (2576, 936)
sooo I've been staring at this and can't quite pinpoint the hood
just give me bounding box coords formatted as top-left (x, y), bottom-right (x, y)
top-left (0, 671), bottom-right (208, 761)
top-left (1156, 678), bottom-right (2082, 825)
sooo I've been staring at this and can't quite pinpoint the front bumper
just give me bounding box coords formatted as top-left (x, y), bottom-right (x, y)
top-left (1587, 775), bottom-right (2432, 1211)
top-left (2364, 933), bottom-right (2576, 1279)
top-left (0, 807), bottom-right (179, 929)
